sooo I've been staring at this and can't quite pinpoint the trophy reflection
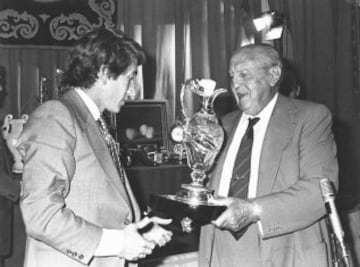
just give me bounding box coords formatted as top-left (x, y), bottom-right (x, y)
top-left (149, 78), bottom-right (227, 232)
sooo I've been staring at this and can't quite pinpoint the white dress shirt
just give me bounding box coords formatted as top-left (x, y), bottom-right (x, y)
top-left (218, 93), bottom-right (278, 198)
top-left (74, 88), bottom-right (101, 121)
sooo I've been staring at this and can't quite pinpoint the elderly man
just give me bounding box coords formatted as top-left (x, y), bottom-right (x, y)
top-left (199, 44), bottom-right (338, 267)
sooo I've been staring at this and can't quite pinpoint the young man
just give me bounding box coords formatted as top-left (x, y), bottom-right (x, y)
top-left (17, 28), bottom-right (172, 267)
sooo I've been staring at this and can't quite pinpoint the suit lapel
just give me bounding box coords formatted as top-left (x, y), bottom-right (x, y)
top-left (257, 95), bottom-right (297, 196)
top-left (60, 91), bottom-right (131, 205)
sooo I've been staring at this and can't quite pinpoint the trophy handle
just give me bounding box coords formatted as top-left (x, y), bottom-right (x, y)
top-left (180, 80), bottom-right (227, 118)
top-left (209, 88), bottom-right (227, 110)
top-left (180, 82), bottom-right (190, 123)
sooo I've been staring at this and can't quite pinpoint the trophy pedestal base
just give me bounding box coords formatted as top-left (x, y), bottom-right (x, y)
top-left (149, 194), bottom-right (226, 233)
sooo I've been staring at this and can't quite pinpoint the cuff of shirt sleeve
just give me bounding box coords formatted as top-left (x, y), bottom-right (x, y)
top-left (252, 201), bottom-right (262, 220)
top-left (19, 181), bottom-right (23, 198)
top-left (94, 228), bottom-right (125, 257)
top-left (250, 199), bottom-right (264, 235)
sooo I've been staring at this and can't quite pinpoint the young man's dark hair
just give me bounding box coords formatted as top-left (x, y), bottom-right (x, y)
top-left (60, 28), bottom-right (146, 91)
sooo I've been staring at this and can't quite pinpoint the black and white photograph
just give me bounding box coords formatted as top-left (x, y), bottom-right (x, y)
top-left (0, 0), bottom-right (359, 267)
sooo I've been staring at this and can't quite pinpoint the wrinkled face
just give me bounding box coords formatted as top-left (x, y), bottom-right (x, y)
top-left (100, 64), bottom-right (137, 113)
top-left (229, 53), bottom-right (280, 115)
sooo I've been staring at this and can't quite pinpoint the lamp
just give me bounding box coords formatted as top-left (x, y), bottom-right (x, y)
top-left (253, 11), bottom-right (285, 40)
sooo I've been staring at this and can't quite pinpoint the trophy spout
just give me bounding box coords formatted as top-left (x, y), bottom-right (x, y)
top-left (180, 82), bottom-right (190, 122)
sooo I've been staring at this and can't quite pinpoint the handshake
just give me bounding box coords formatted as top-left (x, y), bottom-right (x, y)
top-left (138, 216), bottom-right (173, 247)
top-left (121, 216), bottom-right (173, 261)
top-left (96, 216), bottom-right (173, 261)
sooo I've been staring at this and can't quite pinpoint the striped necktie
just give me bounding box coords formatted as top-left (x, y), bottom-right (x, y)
top-left (228, 117), bottom-right (260, 197)
top-left (97, 116), bottom-right (135, 221)
top-left (97, 116), bottom-right (126, 183)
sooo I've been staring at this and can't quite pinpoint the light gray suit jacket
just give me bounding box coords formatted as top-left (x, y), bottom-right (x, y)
top-left (18, 90), bottom-right (141, 267)
top-left (199, 94), bottom-right (339, 267)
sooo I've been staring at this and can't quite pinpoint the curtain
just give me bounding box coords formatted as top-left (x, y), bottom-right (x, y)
top-left (334, 1), bottom-right (360, 210)
top-left (268, 0), bottom-right (360, 211)
top-left (0, 0), bottom-right (248, 125)
top-left (117, 0), bottom-right (249, 121)
top-left (0, 46), bottom-right (69, 120)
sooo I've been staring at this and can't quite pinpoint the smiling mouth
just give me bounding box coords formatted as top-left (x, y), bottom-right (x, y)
top-left (237, 92), bottom-right (249, 99)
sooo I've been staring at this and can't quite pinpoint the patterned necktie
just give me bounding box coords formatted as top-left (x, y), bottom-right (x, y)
top-left (228, 117), bottom-right (260, 197)
top-left (97, 116), bottom-right (126, 183)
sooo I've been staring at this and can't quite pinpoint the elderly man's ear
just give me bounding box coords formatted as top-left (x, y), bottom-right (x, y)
top-left (269, 65), bottom-right (282, 87)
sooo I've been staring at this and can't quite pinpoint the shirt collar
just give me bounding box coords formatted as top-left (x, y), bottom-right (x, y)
top-left (74, 88), bottom-right (101, 120)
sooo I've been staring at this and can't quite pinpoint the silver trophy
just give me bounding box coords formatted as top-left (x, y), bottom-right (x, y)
top-left (149, 78), bottom-right (227, 232)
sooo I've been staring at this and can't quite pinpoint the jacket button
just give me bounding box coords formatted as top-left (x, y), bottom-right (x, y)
top-left (124, 219), bottom-right (130, 225)
top-left (79, 254), bottom-right (84, 260)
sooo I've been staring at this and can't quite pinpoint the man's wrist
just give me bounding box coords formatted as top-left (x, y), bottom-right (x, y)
top-left (94, 228), bottom-right (124, 257)
top-left (19, 181), bottom-right (23, 198)
top-left (251, 200), bottom-right (262, 221)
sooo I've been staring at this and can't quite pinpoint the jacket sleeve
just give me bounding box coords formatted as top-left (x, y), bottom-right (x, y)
top-left (256, 104), bottom-right (339, 238)
top-left (17, 100), bottom-right (102, 264)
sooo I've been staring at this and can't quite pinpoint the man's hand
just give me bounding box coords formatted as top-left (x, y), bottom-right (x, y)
top-left (139, 217), bottom-right (173, 247)
top-left (95, 217), bottom-right (172, 261)
top-left (116, 219), bottom-right (157, 261)
top-left (211, 197), bottom-right (262, 233)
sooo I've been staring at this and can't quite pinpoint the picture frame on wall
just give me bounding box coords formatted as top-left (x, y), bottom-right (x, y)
top-left (115, 100), bottom-right (168, 151)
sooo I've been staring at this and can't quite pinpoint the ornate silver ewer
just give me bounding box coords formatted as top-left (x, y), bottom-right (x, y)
top-left (149, 78), bottom-right (227, 232)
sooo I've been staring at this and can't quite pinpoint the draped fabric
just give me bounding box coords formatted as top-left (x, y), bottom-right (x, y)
top-left (0, 46), bottom-right (69, 120)
top-left (116, 0), bottom-right (250, 120)
top-left (267, 0), bottom-right (360, 211)
top-left (0, 0), bottom-right (249, 123)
